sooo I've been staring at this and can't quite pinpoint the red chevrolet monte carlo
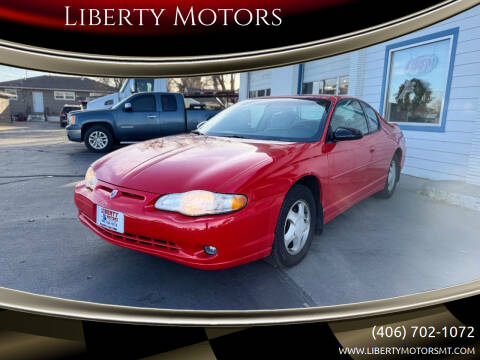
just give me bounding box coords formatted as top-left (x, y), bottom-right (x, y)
top-left (74, 96), bottom-right (405, 269)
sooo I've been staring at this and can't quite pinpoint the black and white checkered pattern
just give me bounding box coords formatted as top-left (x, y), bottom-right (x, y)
top-left (1, 294), bottom-right (479, 359)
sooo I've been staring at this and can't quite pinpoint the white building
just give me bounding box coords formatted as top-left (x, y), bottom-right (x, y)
top-left (239, 5), bottom-right (480, 185)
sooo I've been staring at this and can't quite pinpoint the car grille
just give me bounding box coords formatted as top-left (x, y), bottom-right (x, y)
top-left (98, 185), bottom-right (145, 201)
top-left (85, 215), bottom-right (179, 252)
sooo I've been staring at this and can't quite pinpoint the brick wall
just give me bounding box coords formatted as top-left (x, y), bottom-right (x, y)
top-left (1, 89), bottom-right (104, 116)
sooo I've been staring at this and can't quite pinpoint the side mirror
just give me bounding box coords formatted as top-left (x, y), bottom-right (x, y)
top-left (333, 127), bottom-right (363, 141)
top-left (124, 102), bottom-right (132, 112)
top-left (197, 121), bottom-right (207, 129)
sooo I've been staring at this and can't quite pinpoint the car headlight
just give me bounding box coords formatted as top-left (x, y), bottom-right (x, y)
top-left (69, 115), bottom-right (76, 125)
top-left (85, 167), bottom-right (97, 190)
top-left (154, 190), bottom-right (247, 216)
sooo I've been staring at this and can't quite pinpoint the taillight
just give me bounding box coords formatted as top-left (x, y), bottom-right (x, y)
top-left (61, 112), bottom-right (66, 117)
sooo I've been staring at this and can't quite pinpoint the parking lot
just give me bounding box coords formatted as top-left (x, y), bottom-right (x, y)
top-left (1, 122), bottom-right (480, 310)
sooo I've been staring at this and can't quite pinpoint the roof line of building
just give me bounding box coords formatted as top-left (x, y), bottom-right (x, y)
top-left (0, 86), bottom-right (111, 92)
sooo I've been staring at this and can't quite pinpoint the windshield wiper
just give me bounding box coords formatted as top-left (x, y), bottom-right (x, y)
top-left (191, 130), bottom-right (203, 135)
top-left (220, 134), bottom-right (247, 139)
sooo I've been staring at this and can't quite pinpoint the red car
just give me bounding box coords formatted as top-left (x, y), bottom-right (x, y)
top-left (74, 96), bottom-right (405, 269)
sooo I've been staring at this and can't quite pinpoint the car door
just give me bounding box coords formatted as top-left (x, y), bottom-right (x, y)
top-left (158, 94), bottom-right (185, 135)
top-left (116, 93), bottom-right (159, 141)
top-left (361, 102), bottom-right (392, 188)
top-left (324, 99), bottom-right (371, 215)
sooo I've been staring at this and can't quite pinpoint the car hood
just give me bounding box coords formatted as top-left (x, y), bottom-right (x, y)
top-left (93, 134), bottom-right (296, 194)
top-left (73, 108), bottom-right (112, 117)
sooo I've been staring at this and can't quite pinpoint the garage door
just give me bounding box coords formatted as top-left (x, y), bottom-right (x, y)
top-left (303, 53), bottom-right (350, 95)
top-left (248, 69), bottom-right (272, 98)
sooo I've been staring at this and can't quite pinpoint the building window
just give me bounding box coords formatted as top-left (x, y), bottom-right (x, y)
top-left (380, 28), bottom-right (458, 132)
top-left (321, 78), bottom-right (337, 94)
top-left (4, 88), bottom-right (17, 100)
top-left (54, 91), bottom-right (75, 100)
top-left (302, 76), bottom-right (349, 95)
top-left (249, 88), bottom-right (271, 98)
top-left (302, 82), bottom-right (313, 94)
top-left (339, 76), bottom-right (349, 95)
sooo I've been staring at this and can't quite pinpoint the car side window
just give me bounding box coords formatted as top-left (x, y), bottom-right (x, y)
top-left (131, 95), bottom-right (156, 112)
top-left (161, 95), bottom-right (178, 112)
top-left (362, 103), bottom-right (380, 133)
top-left (330, 100), bottom-right (368, 135)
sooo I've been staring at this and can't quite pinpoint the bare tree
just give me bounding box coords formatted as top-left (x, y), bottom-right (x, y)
top-left (167, 77), bottom-right (205, 92)
top-left (96, 78), bottom-right (125, 91)
top-left (207, 74), bottom-right (237, 92)
top-left (168, 74), bottom-right (238, 93)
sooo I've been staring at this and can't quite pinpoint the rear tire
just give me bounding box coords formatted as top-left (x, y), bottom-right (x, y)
top-left (270, 184), bottom-right (317, 268)
top-left (376, 154), bottom-right (399, 198)
top-left (84, 125), bottom-right (114, 153)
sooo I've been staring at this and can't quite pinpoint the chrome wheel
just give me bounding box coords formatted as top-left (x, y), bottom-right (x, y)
top-left (283, 199), bottom-right (311, 255)
top-left (387, 160), bottom-right (396, 192)
top-left (88, 131), bottom-right (108, 150)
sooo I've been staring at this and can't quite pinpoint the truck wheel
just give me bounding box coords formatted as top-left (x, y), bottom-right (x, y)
top-left (84, 125), bottom-right (114, 153)
top-left (270, 184), bottom-right (317, 268)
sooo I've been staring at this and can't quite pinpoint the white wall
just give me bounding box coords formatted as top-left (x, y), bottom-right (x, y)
top-left (248, 69), bottom-right (272, 92)
top-left (239, 66), bottom-right (298, 100)
top-left (303, 53), bottom-right (350, 85)
top-left (239, 73), bottom-right (249, 100)
top-left (271, 65), bottom-right (299, 96)
top-left (467, 98), bottom-right (480, 185)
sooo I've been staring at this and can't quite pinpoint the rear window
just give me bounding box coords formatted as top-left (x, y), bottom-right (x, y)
top-left (162, 95), bottom-right (177, 112)
top-left (63, 106), bottom-right (81, 112)
top-left (362, 103), bottom-right (380, 133)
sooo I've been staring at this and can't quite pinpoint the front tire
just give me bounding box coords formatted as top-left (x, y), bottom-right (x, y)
top-left (84, 125), bottom-right (114, 153)
top-left (376, 155), bottom-right (399, 198)
top-left (270, 184), bottom-right (317, 267)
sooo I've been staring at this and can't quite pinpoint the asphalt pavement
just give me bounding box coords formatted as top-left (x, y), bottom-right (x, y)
top-left (1, 122), bottom-right (479, 310)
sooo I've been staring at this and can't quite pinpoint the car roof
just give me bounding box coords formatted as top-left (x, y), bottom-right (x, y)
top-left (253, 95), bottom-right (362, 102)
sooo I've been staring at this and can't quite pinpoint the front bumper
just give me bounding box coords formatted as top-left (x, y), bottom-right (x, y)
top-left (74, 180), bottom-right (276, 270)
top-left (66, 125), bottom-right (81, 142)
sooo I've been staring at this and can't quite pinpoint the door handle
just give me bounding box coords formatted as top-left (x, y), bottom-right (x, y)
top-left (147, 115), bottom-right (157, 119)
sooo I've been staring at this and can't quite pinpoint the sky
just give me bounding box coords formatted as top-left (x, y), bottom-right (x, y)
top-left (0, 65), bottom-right (52, 82)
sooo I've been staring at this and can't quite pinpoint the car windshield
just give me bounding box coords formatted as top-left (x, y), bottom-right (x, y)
top-left (198, 98), bottom-right (331, 142)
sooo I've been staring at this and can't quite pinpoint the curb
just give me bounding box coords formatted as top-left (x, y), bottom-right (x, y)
top-left (419, 186), bottom-right (480, 212)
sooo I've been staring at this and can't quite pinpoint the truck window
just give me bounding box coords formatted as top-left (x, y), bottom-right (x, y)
top-left (161, 95), bottom-right (177, 112)
top-left (131, 95), bottom-right (156, 112)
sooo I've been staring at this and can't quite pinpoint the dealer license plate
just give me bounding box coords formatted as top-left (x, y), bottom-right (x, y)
top-left (96, 205), bottom-right (124, 233)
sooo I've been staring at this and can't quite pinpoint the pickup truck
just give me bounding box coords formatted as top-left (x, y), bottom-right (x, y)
top-left (86, 78), bottom-right (167, 109)
top-left (66, 92), bottom-right (221, 152)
